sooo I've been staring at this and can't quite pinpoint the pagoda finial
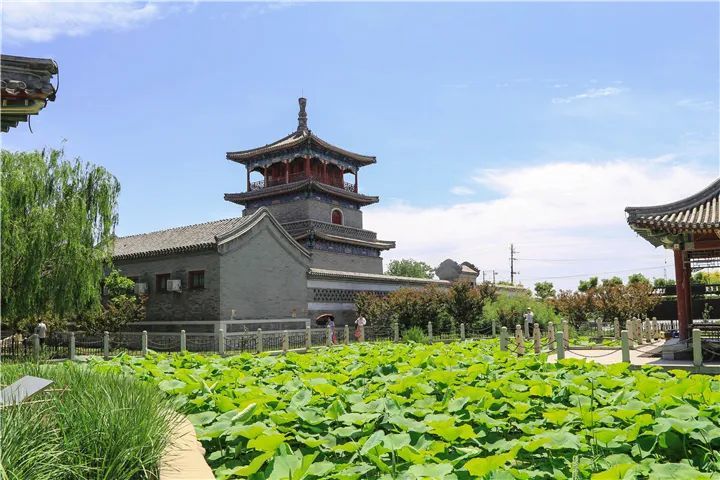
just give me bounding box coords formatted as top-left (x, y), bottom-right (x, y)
top-left (297, 97), bottom-right (308, 132)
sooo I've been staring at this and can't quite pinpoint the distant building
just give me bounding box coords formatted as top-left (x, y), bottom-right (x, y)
top-left (1, 55), bottom-right (58, 132)
top-left (436, 259), bottom-right (480, 285)
top-left (113, 99), bottom-right (448, 331)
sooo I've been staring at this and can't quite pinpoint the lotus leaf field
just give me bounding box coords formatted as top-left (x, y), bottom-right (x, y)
top-left (93, 340), bottom-right (720, 479)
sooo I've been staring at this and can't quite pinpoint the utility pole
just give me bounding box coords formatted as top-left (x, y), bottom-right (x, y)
top-left (510, 244), bottom-right (519, 285)
top-left (492, 270), bottom-right (497, 284)
top-left (482, 270), bottom-right (486, 283)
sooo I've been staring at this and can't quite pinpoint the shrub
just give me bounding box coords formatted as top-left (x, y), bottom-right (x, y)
top-left (483, 293), bottom-right (559, 329)
top-left (403, 326), bottom-right (428, 343)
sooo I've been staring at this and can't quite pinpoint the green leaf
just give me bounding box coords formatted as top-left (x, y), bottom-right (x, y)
top-left (360, 430), bottom-right (386, 455)
top-left (407, 463), bottom-right (453, 479)
top-left (648, 463), bottom-right (712, 480)
top-left (383, 432), bottom-right (411, 451)
top-left (187, 411), bottom-right (217, 426)
top-left (248, 432), bottom-right (285, 451)
top-left (464, 452), bottom-right (514, 477)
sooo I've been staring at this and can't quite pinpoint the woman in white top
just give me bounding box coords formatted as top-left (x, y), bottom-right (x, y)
top-left (354, 315), bottom-right (367, 339)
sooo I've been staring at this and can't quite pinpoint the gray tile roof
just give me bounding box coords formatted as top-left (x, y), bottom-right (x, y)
top-left (626, 178), bottom-right (720, 231)
top-left (113, 217), bottom-right (252, 260)
top-left (308, 268), bottom-right (450, 285)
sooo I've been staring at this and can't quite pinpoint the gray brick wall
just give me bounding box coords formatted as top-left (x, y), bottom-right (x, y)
top-left (115, 251), bottom-right (221, 323)
top-left (219, 216), bottom-right (310, 319)
top-left (310, 250), bottom-right (384, 274)
top-left (306, 199), bottom-right (362, 228)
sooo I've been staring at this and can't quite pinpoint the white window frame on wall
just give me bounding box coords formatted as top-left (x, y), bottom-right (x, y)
top-left (330, 208), bottom-right (343, 225)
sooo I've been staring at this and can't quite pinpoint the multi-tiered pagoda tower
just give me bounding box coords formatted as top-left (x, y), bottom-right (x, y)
top-left (224, 98), bottom-right (395, 274)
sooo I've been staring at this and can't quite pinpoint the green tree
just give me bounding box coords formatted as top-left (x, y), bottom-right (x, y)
top-left (534, 281), bottom-right (556, 300)
top-left (578, 277), bottom-right (598, 292)
top-left (627, 273), bottom-right (650, 285)
top-left (483, 293), bottom-right (559, 329)
top-left (601, 276), bottom-right (623, 286)
top-left (81, 269), bottom-right (146, 332)
top-left (693, 271), bottom-right (720, 284)
top-left (386, 259), bottom-right (435, 279)
top-left (1, 148), bottom-right (120, 330)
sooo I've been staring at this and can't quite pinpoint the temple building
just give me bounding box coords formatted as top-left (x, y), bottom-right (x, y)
top-left (626, 177), bottom-right (720, 341)
top-left (113, 99), bottom-right (449, 331)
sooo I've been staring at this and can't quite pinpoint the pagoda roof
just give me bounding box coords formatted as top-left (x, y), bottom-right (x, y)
top-left (626, 178), bottom-right (720, 233)
top-left (224, 178), bottom-right (379, 206)
top-left (1, 54), bottom-right (58, 132)
top-left (226, 98), bottom-right (376, 166)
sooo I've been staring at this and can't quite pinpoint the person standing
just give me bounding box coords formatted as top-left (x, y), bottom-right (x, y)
top-left (328, 317), bottom-right (337, 344)
top-left (35, 320), bottom-right (48, 348)
top-left (354, 314), bottom-right (367, 340)
top-left (523, 308), bottom-right (534, 338)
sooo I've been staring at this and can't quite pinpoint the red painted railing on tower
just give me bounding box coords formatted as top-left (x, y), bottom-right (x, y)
top-left (247, 174), bottom-right (358, 193)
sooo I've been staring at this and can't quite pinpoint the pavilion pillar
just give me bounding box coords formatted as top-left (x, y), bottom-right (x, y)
top-left (264, 166), bottom-right (268, 187)
top-left (674, 248), bottom-right (690, 340)
top-left (284, 160), bottom-right (289, 184)
top-left (304, 156), bottom-right (311, 179)
top-left (323, 162), bottom-right (327, 184)
top-left (354, 171), bottom-right (358, 192)
top-left (246, 167), bottom-right (250, 191)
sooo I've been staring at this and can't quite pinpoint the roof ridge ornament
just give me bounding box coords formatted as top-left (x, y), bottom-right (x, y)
top-left (297, 97), bottom-right (308, 132)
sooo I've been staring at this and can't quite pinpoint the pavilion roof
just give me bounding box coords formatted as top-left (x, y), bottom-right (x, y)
top-left (226, 98), bottom-right (376, 166)
top-left (224, 178), bottom-right (379, 206)
top-left (625, 178), bottom-right (720, 234)
top-left (307, 268), bottom-right (450, 286)
top-left (1, 54), bottom-right (58, 132)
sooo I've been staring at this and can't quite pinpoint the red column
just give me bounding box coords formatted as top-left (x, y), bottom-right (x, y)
top-left (264, 166), bottom-right (268, 187)
top-left (246, 167), bottom-right (250, 191)
top-left (304, 157), bottom-right (310, 178)
top-left (673, 248), bottom-right (689, 340)
top-left (285, 161), bottom-right (289, 184)
top-left (354, 171), bottom-right (358, 192)
top-left (684, 254), bottom-right (693, 332)
top-left (323, 162), bottom-right (328, 184)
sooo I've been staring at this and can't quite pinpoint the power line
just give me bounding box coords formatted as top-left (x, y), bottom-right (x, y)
top-left (510, 244), bottom-right (519, 285)
top-left (523, 265), bottom-right (666, 282)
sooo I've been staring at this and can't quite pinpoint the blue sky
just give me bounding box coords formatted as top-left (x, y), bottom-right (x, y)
top-left (3, 2), bottom-right (719, 289)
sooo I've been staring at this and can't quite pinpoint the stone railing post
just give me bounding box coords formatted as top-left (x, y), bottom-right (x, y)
top-left (344, 325), bottom-right (350, 344)
top-left (597, 320), bottom-right (604, 340)
top-left (621, 330), bottom-right (630, 363)
top-left (644, 318), bottom-right (652, 343)
top-left (636, 319), bottom-right (643, 345)
top-left (627, 318), bottom-right (635, 346)
top-left (533, 323), bottom-right (541, 354)
top-left (69, 332), bottom-right (76, 361)
top-left (515, 324), bottom-right (525, 355)
top-left (282, 330), bottom-right (289, 353)
top-left (359, 324), bottom-right (365, 343)
top-left (180, 330), bottom-right (187, 353)
top-left (460, 323), bottom-right (465, 341)
top-left (492, 320), bottom-right (497, 337)
top-left (614, 318), bottom-right (620, 340)
top-left (393, 322), bottom-right (399, 342)
top-left (555, 331), bottom-right (565, 361)
top-left (562, 320), bottom-right (569, 348)
top-left (257, 328), bottom-right (264, 353)
top-left (326, 325), bottom-right (332, 347)
top-left (500, 326), bottom-right (508, 351)
top-left (104, 331), bottom-right (110, 359)
top-left (305, 326), bottom-right (311, 350)
top-left (692, 328), bottom-right (702, 367)
top-left (32, 334), bottom-right (40, 362)
top-left (652, 317), bottom-right (659, 340)
top-left (141, 330), bottom-right (148, 356)
top-left (427, 321), bottom-right (433, 342)
top-left (547, 322), bottom-right (556, 351)
top-left (218, 329), bottom-right (226, 356)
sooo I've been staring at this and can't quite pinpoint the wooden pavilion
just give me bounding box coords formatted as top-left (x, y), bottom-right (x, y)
top-left (626, 178), bottom-right (720, 340)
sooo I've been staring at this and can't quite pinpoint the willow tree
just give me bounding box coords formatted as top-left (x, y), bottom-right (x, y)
top-left (1, 148), bottom-right (120, 329)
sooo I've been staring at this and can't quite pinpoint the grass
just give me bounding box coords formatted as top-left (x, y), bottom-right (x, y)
top-left (0, 362), bottom-right (180, 480)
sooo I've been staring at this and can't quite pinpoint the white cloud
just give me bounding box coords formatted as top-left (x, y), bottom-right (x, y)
top-left (552, 87), bottom-right (624, 104)
top-left (365, 157), bottom-right (715, 290)
top-left (2, 2), bottom-right (164, 43)
top-left (450, 186), bottom-right (475, 196)
top-left (676, 98), bottom-right (716, 112)
top-left (552, 83), bottom-right (568, 88)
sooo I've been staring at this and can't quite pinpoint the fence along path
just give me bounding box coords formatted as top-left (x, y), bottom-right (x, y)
top-left (1, 321), bottom-right (495, 362)
top-left (6, 317), bottom-right (717, 366)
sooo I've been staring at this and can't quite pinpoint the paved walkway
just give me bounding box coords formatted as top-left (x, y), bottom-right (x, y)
top-left (159, 416), bottom-right (214, 480)
top-left (546, 340), bottom-right (720, 371)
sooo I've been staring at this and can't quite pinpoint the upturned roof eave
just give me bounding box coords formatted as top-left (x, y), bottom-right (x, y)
top-left (625, 178), bottom-right (720, 219)
top-left (224, 179), bottom-right (379, 205)
top-left (226, 131), bottom-right (376, 165)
